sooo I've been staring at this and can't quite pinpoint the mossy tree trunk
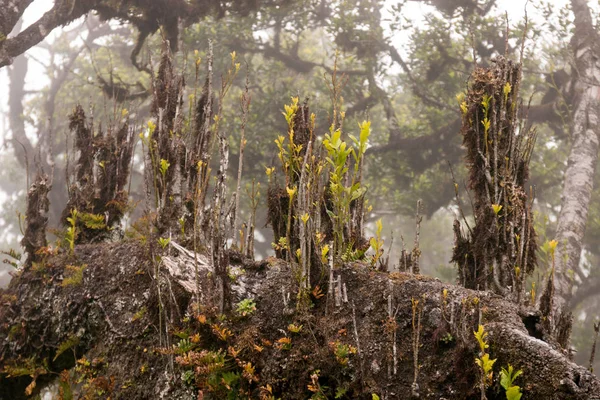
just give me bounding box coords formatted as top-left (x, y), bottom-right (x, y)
top-left (452, 56), bottom-right (537, 298)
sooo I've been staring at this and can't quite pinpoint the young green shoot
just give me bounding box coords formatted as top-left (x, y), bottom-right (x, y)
top-left (66, 209), bottom-right (78, 255)
top-left (474, 324), bottom-right (497, 398)
top-left (370, 219), bottom-right (384, 268)
top-left (500, 364), bottom-right (523, 400)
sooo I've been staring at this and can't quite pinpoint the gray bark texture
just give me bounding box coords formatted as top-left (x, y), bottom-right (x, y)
top-left (551, 0), bottom-right (600, 317)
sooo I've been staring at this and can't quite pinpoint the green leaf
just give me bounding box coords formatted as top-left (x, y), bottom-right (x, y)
top-left (369, 237), bottom-right (377, 249)
top-left (474, 324), bottom-right (489, 352)
top-left (335, 386), bottom-right (348, 398)
top-left (54, 334), bottom-right (80, 361)
top-left (351, 186), bottom-right (367, 201)
top-left (158, 237), bottom-right (171, 249)
top-left (506, 386), bottom-right (522, 400)
top-left (500, 368), bottom-right (510, 390)
top-left (221, 371), bottom-right (240, 388)
top-left (359, 120), bottom-right (371, 147)
top-left (80, 213), bottom-right (106, 230)
top-left (512, 369), bottom-right (523, 381)
top-left (500, 364), bottom-right (523, 390)
top-left (376, 219), bottom-right (383, 235)
top-left (475, 353), bottom-right (496, 374)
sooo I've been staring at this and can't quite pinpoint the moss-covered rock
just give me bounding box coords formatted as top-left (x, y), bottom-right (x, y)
top-left (0, 242), bottom-right (598, 399)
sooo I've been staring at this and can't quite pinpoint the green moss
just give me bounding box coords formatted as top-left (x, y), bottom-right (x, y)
top-left (62, 264), bottom-right (87, 287)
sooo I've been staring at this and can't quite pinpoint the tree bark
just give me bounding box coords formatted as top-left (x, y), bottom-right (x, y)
top-left (551, 0), bottom-right (600, 316)
top-left (0, 0), bottom-right (33, 41)
top-left (7, 51), bottom-right (33, 170)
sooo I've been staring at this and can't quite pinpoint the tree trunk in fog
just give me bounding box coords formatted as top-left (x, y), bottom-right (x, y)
top-left (7, 53), bottom-right (32, 170)
top-left (551, 0), bottom-right (600, 317)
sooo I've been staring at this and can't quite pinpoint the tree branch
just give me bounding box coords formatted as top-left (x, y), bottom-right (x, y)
top-left (382, 41), bottom-right (458, 114)
top-left (0, 0), bottom-right (34, 41)
top-left (0, 0), bottom-right (100, 68)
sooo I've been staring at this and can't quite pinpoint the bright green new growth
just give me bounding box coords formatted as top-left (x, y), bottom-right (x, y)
top-left (475, 354), bottom-right (496, 384)
top-left (474, 324), bottom-right (496, 393)
top-left (236, 298), bottom-right (257, 317)
top-left (268, 90), bottom-right (374, 311)
top-left (500, 364), bottom-right (523, 400)
top-left (474, 325), bottom-right (524, 399)
top-left (278, 96), bottom-right (303, 186)
top-left (65, 209), bottom-right (78, 255)
top-left (159, 159), bottom-right (170, 179)
top-left (157, 237), bottom-right (171, 249)
top-left (323, 120), bottom-right (370, 266)
top-left (474, 324), bottom-right (489, 353)
top-left (369, 219), bottom-right (384, 268)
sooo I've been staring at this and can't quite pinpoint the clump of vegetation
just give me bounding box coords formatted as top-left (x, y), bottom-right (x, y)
top-left (323, 119), bottom-right (370, 267)
top-left (236, 298), bottom-right (257, 317)
top-left (63, 104), bottom-right (135, 243)
top-left (5, 19), bottom-right (600, 399)
top-left (20, 173), bottom-right (51, 266)
top-left (69, 357), bottom-right (115, 398)
top-left (329, 340), bottom-right (357, 366)
top-left (172, 311), bottom-right (262, 398)
top-left (369, 219), bottom-right (384, 268)
top-left (452, 56), bottom-right (537, 299)
top-left (277, 336), bottom-right (292, 351)
top-left (61, 264), bottom-right (87, 287)
top-left (2, 357), bottom-right (48, 397)
top-left (264, 59), bottom-right (378, 311)
top-left (287, 323), bottom-right (302, 334)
